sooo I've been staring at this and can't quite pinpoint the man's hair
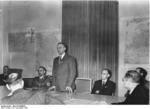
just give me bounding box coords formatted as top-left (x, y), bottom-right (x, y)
top-left (3, 65), bottom-right (9, 70)
top-left (124, 70), bottom-right (141, 83)
top-left (136, 67), bottom-right (147, 79)
top-left (3, 65), bottom-right (9, 69)
top-left (38, 66), bottom-right (47, 74)
top-left (3, 65), bottom-right (9, 74)
top-left (102, 68), bottom-right (112, 79)
top-left (57, 42), bottom-right (68, 52)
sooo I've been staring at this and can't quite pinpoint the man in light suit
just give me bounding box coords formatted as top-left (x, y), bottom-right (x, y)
top-left (49, 42), bottom-right (77, 93)
top-left (91, 68), bottom-right (116, 96)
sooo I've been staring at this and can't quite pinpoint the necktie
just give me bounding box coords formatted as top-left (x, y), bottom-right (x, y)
top-left (59, 56), bottom-right (63, 64)
top-left (102, 81), bottom-right (105, 86)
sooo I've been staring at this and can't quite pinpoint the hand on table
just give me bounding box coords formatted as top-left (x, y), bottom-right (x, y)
top-left (66, 86), bottom-right (72, 93)
top-left (49, 86), bottom-right (56, 91)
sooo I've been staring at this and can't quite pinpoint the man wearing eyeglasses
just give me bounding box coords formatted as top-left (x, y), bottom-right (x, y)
top-left (49, 42), bottom-right (77, 93)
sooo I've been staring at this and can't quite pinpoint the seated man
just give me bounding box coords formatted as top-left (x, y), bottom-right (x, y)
top-left (124, 67), bottom-right (149, 97)
top-left (0, 65), bottom-right (10, 86)
top-left (32, 66), bottom-right (52, 90)
top-left (91, 68), bottom-right (116, 96)
top-left (113, 70), bottom-right (149, 104)
top-left (1, 67), bottom-right (63, 104)
top-left (136, 67), bottom-right (149, 90)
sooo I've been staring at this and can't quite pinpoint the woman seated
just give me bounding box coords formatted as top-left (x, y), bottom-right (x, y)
top-left (113, 70), bottom-right (149, 104)
top-left (91, 68), bottom-right (116, 96)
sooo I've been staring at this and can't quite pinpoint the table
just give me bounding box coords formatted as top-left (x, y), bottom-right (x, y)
top-left (0, 86), bottom-right (125, 105)
top-left (51, 92), bottom-right (125, 104)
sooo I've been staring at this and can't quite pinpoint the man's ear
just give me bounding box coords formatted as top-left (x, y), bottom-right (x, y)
top-left (64, 47), bottom-right (66, 51)
top-left (43, 70), bottom-right (46, 75)
top-left (107, 74), bottom-right (110, 78)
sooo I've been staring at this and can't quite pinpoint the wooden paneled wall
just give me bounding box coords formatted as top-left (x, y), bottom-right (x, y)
top-left (62, 1), bottom-right (118, 84)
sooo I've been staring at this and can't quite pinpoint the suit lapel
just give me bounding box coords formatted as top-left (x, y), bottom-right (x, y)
top-left (105, 80), bottom-right (109, 86)
top-left (62, 53), bottom-right (68, 61)
top-left (58, 53), bottom-right (68, 64)
top-left (102, 80), bottom-right (109, 88)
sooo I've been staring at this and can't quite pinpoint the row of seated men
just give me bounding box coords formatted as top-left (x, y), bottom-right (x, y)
top-left (0, 66), bottom-right (114, 94)
top-left (0, 65), bottom-right (149, 104)
top-left (0, 66), bottom-right (52, 90)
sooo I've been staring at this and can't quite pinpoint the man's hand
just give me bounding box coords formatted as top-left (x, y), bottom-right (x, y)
top-left (49, 86), bottom-right (56, 91)
top-left (66, 86), bottom-right (72, 93)
top-left (46, 82), bottom-right (51, 87)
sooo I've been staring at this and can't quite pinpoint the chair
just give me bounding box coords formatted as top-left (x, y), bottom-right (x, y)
top-left (75, 78), bottom-right (92, 93)
top-left (23, 78), bottom-right (34, 89)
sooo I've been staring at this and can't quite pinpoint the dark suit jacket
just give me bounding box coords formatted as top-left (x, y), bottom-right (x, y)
top-left (52, 53), bottom-right (77, 92)
top-left (124, 80), bottom-right (149, 97)
top-left (91, 80), bottom-right (116, 96)
top-left (0, 74), bottom-right (8, 85)
top-left (113, 85), bottom-right (149, 104)
top-left (32, 75), bottom-right (51, 90)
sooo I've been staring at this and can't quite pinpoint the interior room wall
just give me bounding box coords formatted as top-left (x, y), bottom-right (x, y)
top-left (1, 1), bottom-right (61, 77)
top-left (0, 6), bottom-right (3, 73)
top-left (0, 0), bottom-right (149, 97)
top-left (118, 0), bottom-right (149, 96)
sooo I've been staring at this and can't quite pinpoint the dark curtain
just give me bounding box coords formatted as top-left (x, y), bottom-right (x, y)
top-left (62, 1), bottom-right (118, 84)
top-left (62, 1), bottom-right (90, 78)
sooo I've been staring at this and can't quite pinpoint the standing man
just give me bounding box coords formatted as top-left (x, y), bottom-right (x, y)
top-left (49, 42), bottom-right (77, 93)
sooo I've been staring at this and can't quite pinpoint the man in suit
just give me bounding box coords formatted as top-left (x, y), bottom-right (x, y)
top-left (91, 68), bottom-right (116, 96)
top-left (112, 70), bottom-right (149, 104)
top-left (32, 66), bottom-right (51, 90)
top-left (136, 67), bottom-right (149, 90)
top-left (49, 42), bottom-right (77, 93)
top-left (0, 65), bottom-right (10, 86)
top-left (124, 67), bottom-right (149, 97)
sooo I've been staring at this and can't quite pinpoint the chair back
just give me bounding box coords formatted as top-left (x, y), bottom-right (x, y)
top-left (75, 78), bottom-right (92, 93)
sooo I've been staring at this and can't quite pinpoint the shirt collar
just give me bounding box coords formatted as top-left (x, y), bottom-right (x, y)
top-left (129, 84), bottom-right (138, 94)
top-left (39, 75), bottom-right (45, 79)
top-left (60, 52), bottom-right (65, 59)
top-left (102, 79), bottom-right (107, 83)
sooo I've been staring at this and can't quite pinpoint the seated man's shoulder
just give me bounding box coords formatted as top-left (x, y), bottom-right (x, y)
top-left (0, 74), bottom-right (4, 77)
top-left (33, 76), bottom-right (39, 81)
top-left (45, 75), bottom-right (51, 80)
top-left (136, 85), bottom-right (149, 97)
top-left (108, 80), bottom-right (116, 85)
top-left (34, 76), bottom-right (39, 79)
top-left (145, 80), bottom-right (149, 87)
top-left (95, 80), bottom-right (102, 84)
